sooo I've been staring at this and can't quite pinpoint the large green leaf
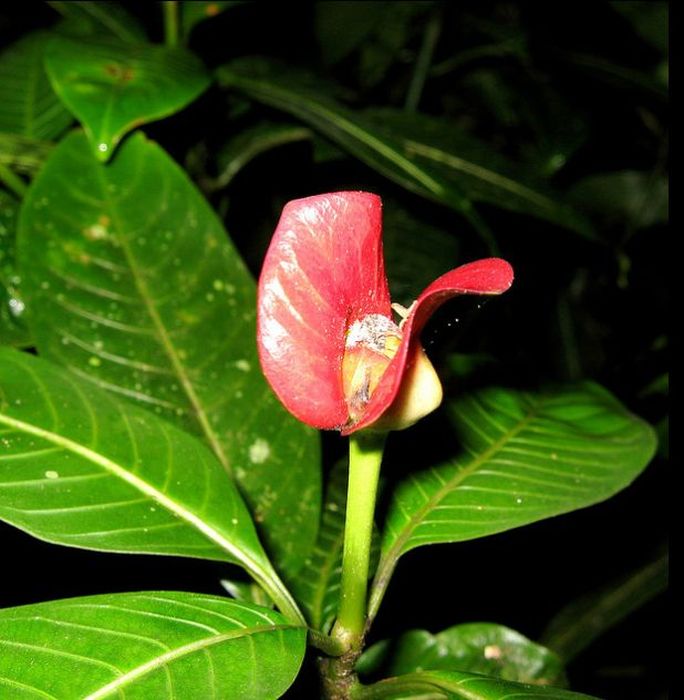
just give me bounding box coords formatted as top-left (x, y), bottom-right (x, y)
top-left (0, 192), bottom-right (31, 347)
top-left (17, 130), bottom-right (320, 577)
top-left (360, 670), bottom-right (596, 699)
top-left (369, 384), bottom-right (656, 621)
top-left (366, 624), bottom-right (564, 686)
top-left (216, 58), bottom-right (591, 239)
top-left (45, 37), bottom-right (210, 161)
top-left (0, 32), bottom-right (73, 140)
top-left (0, 348), bottom-right (300, 620)
top-left (0, 591), bottom-right (305, 699)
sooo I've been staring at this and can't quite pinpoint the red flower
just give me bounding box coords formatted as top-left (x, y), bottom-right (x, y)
top-left (257, 192), bottom-right (513, 435)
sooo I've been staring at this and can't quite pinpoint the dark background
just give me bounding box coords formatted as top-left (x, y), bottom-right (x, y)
top-left (1, 2), bottom-right (668, 699)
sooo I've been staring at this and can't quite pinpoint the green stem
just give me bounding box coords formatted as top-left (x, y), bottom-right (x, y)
top-left (331, 432), bottom-right (387, 651)
top-left (163, 1), bottom-right (180, 47)
top-left (404, 6), bottom-right (442, 112)
top-left (0, 164), bottom-right (28, 199)
top-left (252, 565), bottom-right (306, 626)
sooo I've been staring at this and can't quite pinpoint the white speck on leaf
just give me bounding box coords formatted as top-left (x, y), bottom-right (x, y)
top-left (484, 644), bottom-right (502, 660)
top-left (249, 439), bottom-right (270, 464)
top-left (45, 471), bottom-right (59, 479)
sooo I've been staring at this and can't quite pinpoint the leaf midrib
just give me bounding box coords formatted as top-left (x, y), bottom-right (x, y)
top-left (369, 397), bottom-right (540, 622)
top-left (404, 139), bottom-right (557, 211)
top-left (0, 408), bottom-right (264, 580)
top-left (92, 152), bottom-right (232, 475)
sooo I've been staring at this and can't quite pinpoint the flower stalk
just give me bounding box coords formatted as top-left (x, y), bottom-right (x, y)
top-left (332, 432), bottom-right (387, 651)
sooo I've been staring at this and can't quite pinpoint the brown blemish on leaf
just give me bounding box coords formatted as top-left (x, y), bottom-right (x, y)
top-left (206, 3), bottom-right (221, 16)
top-left (104, 63), bottom-right (135, 83)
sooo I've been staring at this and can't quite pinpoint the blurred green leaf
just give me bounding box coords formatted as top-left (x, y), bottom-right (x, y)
top-left (217, 59), bottom-right (592, 240)
top-left (363, 624), bottom-right (565, 685)
top-left (17, 130), bottom-right (320, 577)
top-left (0, 133), bottom-right (54, 177)
top-left (369, 384), bottom-right (656, 621)
top-left (382, 199), bottom-right (460, 306)
top-left (0, 348), bottom-right (300, 617)
top-left (364, 109), bottom-right (595, 239)
top-left (611, 2), bottom-right (668, 55)
top-left (217, 58), bottom-right (471, 208)
top-left (47, 1), bottom-right (147, 42)
top-left (0, 191), bottom-right (31, 347)
top-left (180, 1), bottom-right (245, 38)
top-left (560, 51), bottom-right (667, 101)
top-left (359, 670), bottom-right (597, 699)
top-left (0, 591), bottom-right (305, 699)
top-left (210, 121), bottom-right (312, 191)
top-left (45, 37), bottom-right (211, 161)
top-left (568, 170), bottom-right (668, 229)
top-left (541, 550), bottom-right (668, 662)
top-left (0, 32), bottom-right (73, 141)
top-left (357, 2), bottom-right (433, 90)
top-left (314, 1), bottom-right (390, 66)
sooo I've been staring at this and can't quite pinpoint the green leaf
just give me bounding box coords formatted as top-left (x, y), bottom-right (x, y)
top-left (0, 133), bottom-right (54, 177)
top-left (369, 624), bottom-right (565, 686)
top-left (314, 1), bottom-right (390, 65)
top-left (216, 59), bottom-right (592, 240)
top-left (0, 32), bottom-right (73, 140)
top-left (17, 130), bottom-right (320, 577)
top-left (363, 109), bottom-right (594, 239)
top-left (47, 1), bottom-right (147, 42)
top-left (0, 348), bottom-right (301, 620)
top-left (0, 591), bottom-right (305, 699)
top-left (216, 58), bottom-right (473, 213)
top-left (361, 670), bottom-right (597, 699)
top-left (541, 549), bottom-right (668, 662)
top-left (45, 37), bottom-right (211, 161)
top-left (0, 192), bottom-right (31, 347)
top-left (369, 384), bottom-right (656, 621)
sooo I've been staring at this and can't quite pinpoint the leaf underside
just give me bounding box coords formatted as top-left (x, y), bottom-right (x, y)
top-left (0, 591), bottom-right (306, 700)
top-left (371, 384), bottom-right (656, 619)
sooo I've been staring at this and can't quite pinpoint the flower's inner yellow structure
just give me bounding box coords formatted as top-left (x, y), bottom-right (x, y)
top-left (342, 313), bottom-right (443, 430)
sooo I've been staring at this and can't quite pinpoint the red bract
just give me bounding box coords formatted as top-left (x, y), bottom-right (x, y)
top-left (257, 192), bottom-right (514, 434)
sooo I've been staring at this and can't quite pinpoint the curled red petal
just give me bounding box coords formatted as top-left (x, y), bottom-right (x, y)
top-left (343, 258), bottom-right (514, 434)
top-left (257, 191), bottom-right (392, 429)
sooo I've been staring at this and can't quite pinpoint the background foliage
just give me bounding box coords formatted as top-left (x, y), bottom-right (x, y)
top-left (0, 2), bottom-right (667, 699)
